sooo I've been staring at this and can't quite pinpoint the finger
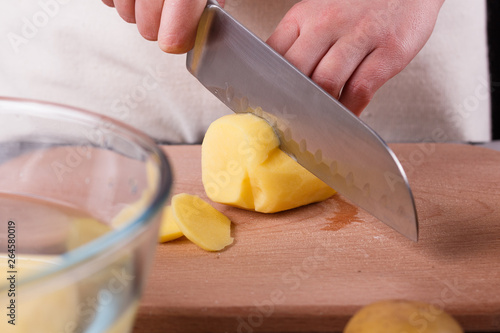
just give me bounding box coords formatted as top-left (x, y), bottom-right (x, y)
top-left (102, 0), bottom-right (115, 8)
top-left (281, 30), bottom-right (335, 77)
top-left (266, 17), bottom-right (299, 56)
top-left (339, 50), bottom-right (404, 116)
top-left (136, 0), bottom-right (164, 41)
top-left (113, 0), bottom-right (136, 23)
top-left (311, 36), bottom-right (372, 100)
top-left (158, 0), bottom-right (206, 54)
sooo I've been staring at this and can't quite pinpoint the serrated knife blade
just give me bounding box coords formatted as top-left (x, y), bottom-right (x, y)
top-left (186, 0), bottom-right (418, 241)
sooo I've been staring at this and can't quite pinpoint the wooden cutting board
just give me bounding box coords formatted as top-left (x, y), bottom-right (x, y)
top-left (133, 143), bottom-right (500, 333)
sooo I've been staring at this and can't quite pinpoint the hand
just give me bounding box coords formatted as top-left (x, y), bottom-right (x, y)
top-left (266, 0), bottom-right (445, 115)
top-left (102, 0), bottom-right (225, 54)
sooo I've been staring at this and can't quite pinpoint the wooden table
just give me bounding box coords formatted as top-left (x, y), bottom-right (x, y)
top-left (133, 143), bottom-right (500, 332)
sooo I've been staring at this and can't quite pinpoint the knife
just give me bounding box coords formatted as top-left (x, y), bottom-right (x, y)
top-left (186, 0), bottom-right (418, 241)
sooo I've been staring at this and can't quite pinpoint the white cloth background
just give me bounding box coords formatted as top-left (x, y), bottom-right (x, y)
top-left (0, 0), bottom-right (491, 143)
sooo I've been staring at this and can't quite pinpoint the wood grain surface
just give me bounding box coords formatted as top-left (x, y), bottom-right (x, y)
top-left (133, 143), bottom-right (500, 333)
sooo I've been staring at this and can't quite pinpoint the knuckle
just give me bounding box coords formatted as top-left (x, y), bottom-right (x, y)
top-left (283, 0), bottom-right (310, 25)
top-left (383, 32), bottom-right (407, 57)
top-left (313, 73), bottom-right (342, 97)
top-left (289, 0), bottom-right (307, 14)
top-left (349, 78), bottom-right (374, 102)
top-left (280, 10), bottom-right (300, 31)
top-left (355, 13), bottom-right (401, 48)
top-left (379, 42), bottom-right (410, 74)
top-left (314, 13), bottom-right (333, 32)
top-left (279, 19), bottom-right (300, 39)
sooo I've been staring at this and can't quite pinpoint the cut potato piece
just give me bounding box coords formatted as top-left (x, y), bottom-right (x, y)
top-left (344, 299), bottom-right (463, 333)
top-left (0, 255), bottom-right (79, 333)
top-left (171, 193), bottom-right (233, 251)
top-left (202, 113), bottom-right (336, 213)
top-left (158, 206), bottom-right (183, 243)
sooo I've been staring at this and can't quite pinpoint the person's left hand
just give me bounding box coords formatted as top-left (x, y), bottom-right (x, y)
top-left (266, 0), bottom-right (444, 115)
top-left (101, 0), bottom-right (225, 53)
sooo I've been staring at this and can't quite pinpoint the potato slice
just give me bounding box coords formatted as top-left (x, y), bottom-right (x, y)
top-left (344, 299), bottom-right (463, 333)
top-left (171, 193), bottom-right (233, 251)
top-left (0, 255), bottom-right (79, 332)
top-left (158, 206), bottom-right (183, 243)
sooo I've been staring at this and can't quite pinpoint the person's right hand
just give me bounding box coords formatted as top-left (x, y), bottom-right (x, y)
top-left (101, 0), bottom-right (224, 54)
top-left (266, 0), bottom-right (444, 116)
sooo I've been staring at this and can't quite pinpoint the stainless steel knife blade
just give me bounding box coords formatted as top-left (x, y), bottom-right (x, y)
top-left (186, 1), bottom-right (418, 241)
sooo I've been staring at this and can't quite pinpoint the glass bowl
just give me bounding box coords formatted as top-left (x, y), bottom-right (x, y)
top-left (0, 97), bottom-right (172, 332)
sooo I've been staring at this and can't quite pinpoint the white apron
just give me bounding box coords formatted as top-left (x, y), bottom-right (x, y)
top-left (0, 0), bottom-right (491, 143)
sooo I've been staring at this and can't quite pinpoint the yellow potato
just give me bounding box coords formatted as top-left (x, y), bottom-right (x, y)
top-left (158, 205), bottom-right (183, 242)
top-left (202, 113), bottom-right (335, 213)
top-left (0, 255), bottom-right (79, 333)
top-left (344, 299), bottom-right (463, 333)
top-left (67, 216), bottom-right (112, 250)
top-left (171, 193), bottom-right (233, 251)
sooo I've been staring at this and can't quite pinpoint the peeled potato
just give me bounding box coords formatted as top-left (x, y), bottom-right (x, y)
top-left (202, 113), bottom-right (336, 213)
top-left (344, 299), bottom-right (463, 333)
top-left (171, 193), bottom-right (233, 251)
top-left (158, 206), bottom-right (183, 243)
top-left (0, 255), bottom-right (79, 333)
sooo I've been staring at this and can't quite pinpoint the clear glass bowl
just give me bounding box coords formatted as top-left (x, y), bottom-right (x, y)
top-left (0, 97), bottom-right (172, 332)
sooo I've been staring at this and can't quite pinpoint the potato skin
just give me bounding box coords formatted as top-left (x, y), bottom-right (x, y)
top-left (344, 300), bottom-right (463, 333)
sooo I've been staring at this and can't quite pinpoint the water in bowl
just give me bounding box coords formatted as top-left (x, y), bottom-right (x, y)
top-left (0, 192), bottom-right (140, 333)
